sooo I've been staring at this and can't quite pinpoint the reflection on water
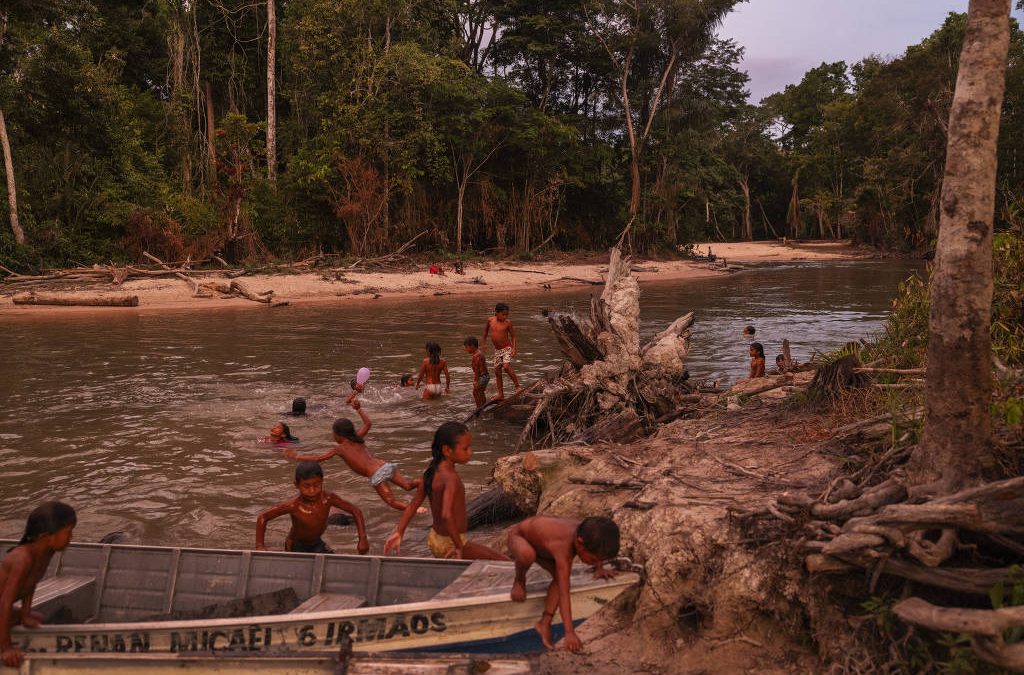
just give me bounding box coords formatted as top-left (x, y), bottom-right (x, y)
top-left (0, 261), bottom-right (921, 554)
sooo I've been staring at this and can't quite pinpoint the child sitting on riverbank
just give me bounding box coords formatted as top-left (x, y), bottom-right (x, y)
top-left (464, 336), bottom-right (489, 407)
top-left (415, 342), bottom-right (450, 399)
top-left (255, 461), bottom-right (368, 554)
top-left (507, 515), bottom-right (620, 652)
top-left (749, 342), bottom-right (766, 378)
top-left (261, 421), bottom-right (299, 445)
top-left (285, 401), bottom-right (422, 512)
top-left (1, 502), bottom-right (77, 668)
top-left (383, 422), bottom-right (508, 561)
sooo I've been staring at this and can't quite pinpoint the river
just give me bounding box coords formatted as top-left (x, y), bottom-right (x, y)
top-left (0, 260), bottom-right (921, 555)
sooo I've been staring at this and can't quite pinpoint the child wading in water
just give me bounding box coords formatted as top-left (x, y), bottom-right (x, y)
top-left (507, 516), bottom-right (620, 652)
top-left (286, 401), bottom-right (422, 511)
top-left (1, 502), bottom-right (77, 668)
top-left (483, 303), bottom-right (520, 400)
top-left (749, 342), bottom-right (766, 378)
top-left (384, 422), bottom-right (508, 560)
top-left (256, 461), bottom-right (368, 554)
top-left (416, 342), bottom-right (450, 399)
top-left (464, 336), bottom-right (489, 407)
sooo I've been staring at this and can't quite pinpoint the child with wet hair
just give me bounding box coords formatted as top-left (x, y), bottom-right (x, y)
top-left (286, 401), bottom-right (422, 512)
top-left (506, 515), bottom-right (620, 652)
top-left (749, 342), bottom-right (766, 378)
top-left (262, 421), bottom-right (298, 445)
top-left (255, 462), bottom-right (367, 554)
top-left (384, 421), bottom-right (507, 561)
top-left (1, 502), bottom-right (77, 668)
top-left (415, 342), bottom-right (450, 399)
top-left (463, 336), bottom-right (489, 407)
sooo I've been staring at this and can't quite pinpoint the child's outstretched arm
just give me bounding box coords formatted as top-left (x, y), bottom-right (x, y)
top-left (255, 502), bottom-right (291, 550)
top-left (414, 360), bottom-right (427, 389)
top-left (0, 550), bottom-right (30, 667)
top-left (284, 448), bottom-right (336, 462)
top-left (328, 494), bottom-right (369, 554)
top-left (384, 483), bottom-right (427, 555)
top-left (351, 400), bottom-right (372, 437)
top-left (554, 556), bottom-right (581, 651)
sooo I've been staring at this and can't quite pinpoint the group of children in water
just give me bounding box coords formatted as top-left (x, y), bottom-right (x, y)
top-left (0, 302), bottom-right (619, 665)
top-left (743, 325), bottom-right (792, 379)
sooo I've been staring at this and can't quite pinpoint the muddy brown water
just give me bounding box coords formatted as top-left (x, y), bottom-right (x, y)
top-left (0, 261), bottom-right (921, 555)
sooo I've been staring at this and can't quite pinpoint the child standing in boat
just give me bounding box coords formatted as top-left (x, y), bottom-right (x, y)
top-left (464, 336), bottom-right (489, 407)
top-left (1, 502), bottom-right (77, 668)
top-left (383, 422), bottom-right (507, 561)
top-left (483, 302), bottom-right (520, 400)
top-left (415, 342), bottom-right (450, 399)
top-left (285, 400), bottom-right (422, 512)
top-left (507, 515), bottom-right (620, 652)
top-left (255, 461), bottom-right (368, 554)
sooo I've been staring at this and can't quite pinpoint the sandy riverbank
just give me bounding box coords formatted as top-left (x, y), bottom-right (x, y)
top-left (0, 240), bottom-right (873, 317)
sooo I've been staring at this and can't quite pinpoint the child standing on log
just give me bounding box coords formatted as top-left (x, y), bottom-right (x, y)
top-left (256, 461), bottom-right (368, 554)
top-left (383, 422), bottom-right (508, 561)
top-left (507, 515), bottom-right (620, 652)
top-left (483, 302), bottom-right (520, 400)
top-left (464, 336), bottom-right (489, 407)
top-left (285, 401), bottom-right (422, 512)
top-left (749, 342), bottom-right (766, 378)
top-left (1, 502), bottom-right (77, 668)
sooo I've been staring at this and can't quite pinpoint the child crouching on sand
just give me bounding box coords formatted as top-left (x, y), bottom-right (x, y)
top-left (1, 502), bottom-right (77, 668)
top-left (507, 515), bottom-right (620, 652)
top-left (384, 422), bottom-right (507, 560)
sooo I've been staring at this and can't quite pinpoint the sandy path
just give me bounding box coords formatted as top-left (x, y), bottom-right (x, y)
top-left (0, 240), bottom-right (871, 318)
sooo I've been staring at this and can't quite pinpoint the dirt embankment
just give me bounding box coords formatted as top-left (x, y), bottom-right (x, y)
top-left (0, 241), bottom-right (873, 317)
top-left (478, 372), bottom-right (856, 674)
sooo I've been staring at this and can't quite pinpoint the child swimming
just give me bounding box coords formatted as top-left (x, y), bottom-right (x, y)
top-left (285, 400), bottom-right (423, 512)
top-left (1, 502), bottom-right (77, 668)
top-left (415, 342), bottom-right (450, 399)
top-left (256, 461), bottom-right (368, 554)
top-left (261, 421), bottom-right (298, 445)
top-left (384, 422), bottom-right (508, 561)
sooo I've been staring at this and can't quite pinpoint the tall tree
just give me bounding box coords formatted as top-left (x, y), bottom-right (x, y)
top-left (910, 0), bottom-right (1012, 492)
top-left (266, 0), bottom-right (277, 183)
top-left (0, 11), bottom-right (23, 245)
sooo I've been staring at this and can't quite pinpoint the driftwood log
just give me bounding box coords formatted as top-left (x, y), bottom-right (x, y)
top-left (12, 292), bottom-right (139, 307)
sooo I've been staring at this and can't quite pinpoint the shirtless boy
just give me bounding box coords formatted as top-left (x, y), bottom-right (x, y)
top-left (463, 336), bottom-right (489, 407)
top-left (415, 342), bottom-right (450, 399)
top-left (507, 515), bottom-right (620, 652)
top-left (1, 502), bottom-right (76, 668)
top-left (286, 401), bottom-right (421, 511)
top-left (482, 303), bottom-right (520, 400)
top-left (256, 461), bottom-right (368, 554)
top-left (384, 422), bottom-right (507, 561)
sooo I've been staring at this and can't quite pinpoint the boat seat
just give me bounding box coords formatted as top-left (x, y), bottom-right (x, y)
top-left (289, 592), bottom-right (367, 614)
top-left (25, 575), bottom-right (96, 622)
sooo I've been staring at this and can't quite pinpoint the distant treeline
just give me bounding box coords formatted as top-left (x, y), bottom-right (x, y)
top-left (0, 3), bottom-right (1021, 269)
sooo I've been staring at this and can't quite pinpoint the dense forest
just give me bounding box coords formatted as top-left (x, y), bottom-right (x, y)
top-left (0, 1), bottom-right (1022, 269)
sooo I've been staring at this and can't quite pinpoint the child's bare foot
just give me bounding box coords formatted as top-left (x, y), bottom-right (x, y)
top-left (534, 619), bottom-right (555, 650)
top-left (416, 506), bottom-right (428, 514)
top-left (510, 578), bottom-right (527, 602)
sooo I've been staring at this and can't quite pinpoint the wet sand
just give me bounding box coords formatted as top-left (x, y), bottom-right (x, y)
top-left (0, 241), bottom-right (874, 318)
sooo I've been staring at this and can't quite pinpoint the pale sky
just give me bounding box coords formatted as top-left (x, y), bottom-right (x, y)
top-left (718, 0), bottom-right (1024, 102)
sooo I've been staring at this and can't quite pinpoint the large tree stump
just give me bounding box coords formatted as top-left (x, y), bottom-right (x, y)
top-left (13, 292), bottom-right (139, 307)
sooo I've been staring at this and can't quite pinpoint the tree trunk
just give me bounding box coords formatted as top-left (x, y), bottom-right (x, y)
top-left (909, 0), bottom-right (1011, 491)
top-left (0, 107), bottom-right (23, 245)
top-left (266, 0), bottom-right (277, 183)
top-left (456, 179), bottom-right (466, 254)
top-left (740, 174), bottom-right (752, 240)
top-left (204, 81), bottom-right (217, 187)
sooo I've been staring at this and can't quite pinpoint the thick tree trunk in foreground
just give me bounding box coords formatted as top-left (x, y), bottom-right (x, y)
top-left (0, 108), bottom-right (23, 245)
top-left (911, 0), bottom-right (1011, 491)
top-left (266, 0), bottom-right (277, 183)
